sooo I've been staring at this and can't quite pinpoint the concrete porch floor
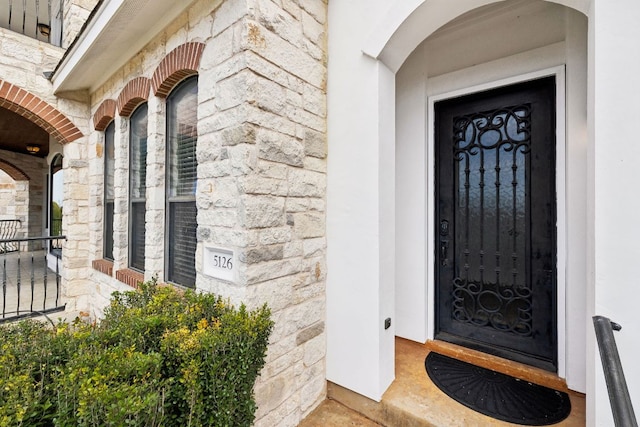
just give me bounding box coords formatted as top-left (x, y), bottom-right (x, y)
top-left (300, 337), bottom-right (586, 426)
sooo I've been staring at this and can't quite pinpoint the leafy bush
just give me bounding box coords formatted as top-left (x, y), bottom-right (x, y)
top-left (0, 281), bottom-right (273, 427)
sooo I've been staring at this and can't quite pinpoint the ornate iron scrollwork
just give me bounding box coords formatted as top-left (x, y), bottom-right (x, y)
top-left (451, 104), bottom-right (533, 337)
top-left (452, 277), bottom-right (533, 336)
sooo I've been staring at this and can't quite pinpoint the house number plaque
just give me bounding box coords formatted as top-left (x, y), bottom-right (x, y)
top-left (203, 247), bottom-right (235, 282)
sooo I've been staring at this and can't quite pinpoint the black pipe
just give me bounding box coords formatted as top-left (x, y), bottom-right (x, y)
top-left (593, 315), bottom-right (638, 427)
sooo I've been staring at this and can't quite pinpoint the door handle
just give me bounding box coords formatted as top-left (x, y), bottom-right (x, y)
top-left (440, 240), bottom-right (448, 266)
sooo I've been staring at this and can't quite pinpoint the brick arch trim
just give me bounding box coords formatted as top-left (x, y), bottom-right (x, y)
top-left (0, 159), bottom-right (30, 181)
top-left (93, 99), bottom-right (116, 131)
top-left (0, 80), bottom-right (83, 144)
top-left (117, 77), bottom-right (150, 117)
top-left (152, 42), bottom-right (205, 97)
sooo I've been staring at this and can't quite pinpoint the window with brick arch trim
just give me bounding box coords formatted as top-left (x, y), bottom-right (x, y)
top-left (104, 121), bottom-right (115, 261)
top-left (165, 76), bottom-right (198, 288)
top-left (129, 104), bottom-right (148, 272)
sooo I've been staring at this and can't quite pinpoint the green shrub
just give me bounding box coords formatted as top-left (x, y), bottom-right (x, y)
top-left (0, 281), bottom-right (273, 427)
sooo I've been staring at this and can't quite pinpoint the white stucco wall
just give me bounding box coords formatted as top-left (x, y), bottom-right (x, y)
top-left (329, 1), bottom-right (640, 426)
top-left (588, 1), bottom-right (640, 425)
top-left (395, 2), bottom-right (588, 393)
top-left (326, 0), bottom-right (397, 401)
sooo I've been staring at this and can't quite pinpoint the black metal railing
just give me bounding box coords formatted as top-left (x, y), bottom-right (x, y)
top-left (593, 316), bottom-right (638, 427)
top-left (0, 235), bottom-right (66, 322)
top-left (0, 0), bottom-right (64, 46)
top-left (0, 219), bottom-right (21, 252)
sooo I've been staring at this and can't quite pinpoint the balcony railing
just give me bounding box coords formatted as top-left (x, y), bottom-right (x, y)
top-left (0, 235), bottom-right (66, 322)
top-left (0, 219), bottom-right (21, 252)
top-left (593, 316), bottom-right (638, 427)
top-left (0, 0), bottom-right (63, 46)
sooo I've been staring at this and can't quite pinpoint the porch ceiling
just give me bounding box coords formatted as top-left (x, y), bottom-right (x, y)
top-left (0, 107), bottom-right (49, 158)
top-left (51, 0), bottom-right (201, 94)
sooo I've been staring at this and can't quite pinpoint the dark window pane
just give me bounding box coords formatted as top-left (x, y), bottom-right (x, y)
top-left (168, 201), bottom-right (197, 287)
top-left (130, 106), bottom-right (148, 200)
top-left (105, 122), bottom-right (115, 199)
top-left (168, 79), bottom-right (198, 198)
top-left (166, 77), bottom-right (198, 287)
top-left (129, 104), bottom-right (148, 271)
top-left (104, 202), bottom-right (114, 261)
top-left (104, 122), bottom-right (115, 260)
top-left (130, 201), bottom-right (146, 271)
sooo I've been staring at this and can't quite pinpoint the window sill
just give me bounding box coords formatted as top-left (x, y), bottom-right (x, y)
top-left (92, 259), bottom-right (114, 277)
top-left (115, 268), bottom-right (144, 289)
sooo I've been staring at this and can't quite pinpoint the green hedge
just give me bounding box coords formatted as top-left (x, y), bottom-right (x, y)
top-left (0, 281), bottom-right (273, 427)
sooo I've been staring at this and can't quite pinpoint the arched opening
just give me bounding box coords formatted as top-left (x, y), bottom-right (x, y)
top-left (393, 0), bottom-right (587, 392)
top-left (49, 153), bottom-right (64, 257)
top-left (326, 0), bottom-right (589, 408)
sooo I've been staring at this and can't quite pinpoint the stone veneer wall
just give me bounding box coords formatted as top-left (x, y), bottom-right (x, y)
top-left (62, 0), bottom-right (101, 49)
top-left (86, 0), bottom-right (327, 425)
top-left (0, 149), bottom-right (48, 240)
top-left (0, 170), bottom-right (18, 220)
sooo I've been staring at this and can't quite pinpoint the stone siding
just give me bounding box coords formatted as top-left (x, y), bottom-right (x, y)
top-left (0, 149), bottom-right (48, 240)
top-left (85, 0), bottom-right (327, 425)
top-left (63, 0), bottom-right (100, 49)
top-left (0, 27), bottom-right (64, 105)
top-left (0, 170), bottom-right (18, 220)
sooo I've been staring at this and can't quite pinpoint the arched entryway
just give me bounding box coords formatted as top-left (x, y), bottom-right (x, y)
top-left (394, 0), bottom-right (588, 392)
top-left (0, 81), bottom-right (83, 244)
top-left (326, 0), bottom-right (590, 407)
top-left (0, 81), bottom-right (83, 320)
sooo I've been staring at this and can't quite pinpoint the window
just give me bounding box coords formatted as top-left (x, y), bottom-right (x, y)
top-left (129, 104), bottom-right (148, 272)
top-left (104, 121), bottom-right (115, 261)
top-left (49, 154), bottom-right (63, 256)
top-left (166, 77), bottom-right (198, 287)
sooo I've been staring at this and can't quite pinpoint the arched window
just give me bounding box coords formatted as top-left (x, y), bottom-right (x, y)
top-left (129, 104), bottom-right (148, 272)
top-left (104, 121), bottom-right (115, 261)
top-left (50, 154), bottom-right (63, 256)
top-left (166, 77), bottom-right (197, 287)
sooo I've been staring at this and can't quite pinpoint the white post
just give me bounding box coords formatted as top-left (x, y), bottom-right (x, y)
top-left (588, 1), bottom-right (640, 425)
top-left (327, 0), bottom-right (395, 400)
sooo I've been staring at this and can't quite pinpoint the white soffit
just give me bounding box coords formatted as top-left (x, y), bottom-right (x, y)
top-left (51, 0), bottom-right (196, 94)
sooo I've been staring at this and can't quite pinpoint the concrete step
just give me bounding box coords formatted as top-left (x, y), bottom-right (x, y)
top-left (301, 338), bottom-right (586, 427)
top-left (298, 400), bottom-right (382, 427)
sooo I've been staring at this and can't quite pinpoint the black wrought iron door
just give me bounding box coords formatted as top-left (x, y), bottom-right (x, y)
top-left (435, 77), bottom-right (557, 371)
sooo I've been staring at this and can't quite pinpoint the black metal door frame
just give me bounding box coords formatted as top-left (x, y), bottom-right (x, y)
top-left (433, 76), bottom-right (558, 372)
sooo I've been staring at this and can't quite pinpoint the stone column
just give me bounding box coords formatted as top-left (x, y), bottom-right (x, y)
top-left (112, 115), bottom-right (129, 273)
top-left (195, 0), bottom-right (329, 424)
top-left (144, 95), bottom-right (166, 282)
top-left (88, 129), bottom-right (104, 260)
top-left (61, 135), bottom-right (91, 310)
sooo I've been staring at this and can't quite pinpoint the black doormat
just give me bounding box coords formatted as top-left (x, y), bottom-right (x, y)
top-left (425, 352), bottom-right (571, 425)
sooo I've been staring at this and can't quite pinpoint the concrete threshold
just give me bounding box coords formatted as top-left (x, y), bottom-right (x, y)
top-left (300, 337), bottom-right (586, 427)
